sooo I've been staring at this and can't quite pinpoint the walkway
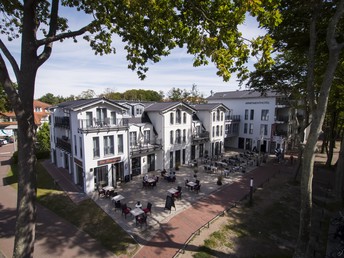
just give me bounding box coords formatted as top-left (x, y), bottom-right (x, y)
top-left (0, 143), bottom-right (115, 258)
top-left (133, 162), bottom-right (282, 258)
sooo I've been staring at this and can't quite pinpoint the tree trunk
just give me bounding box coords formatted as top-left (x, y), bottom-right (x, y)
top-left (326, 110), bottom-right (337, 166)
top-left (334, 134), bottom-right (344, 203)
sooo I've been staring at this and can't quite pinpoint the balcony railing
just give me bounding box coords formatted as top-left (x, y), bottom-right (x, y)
top-left (192, 131), bottom-right (210, 143)
top-left (225, 129), bottom-right (239, 138)
top-left (54, 116), bottom-right (70, 129)
top-left (78, 118), bottom-right (129, 132)
top-left (56, 137), bottom-right (71, 153)
top-left (275, 116), bottom-right (289, 123)
top-left (130, 139), bottom-right (162, 156)
top-left (225, 115), bottom-right (240, 122)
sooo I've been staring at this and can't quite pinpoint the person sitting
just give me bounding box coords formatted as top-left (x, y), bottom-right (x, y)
top-left (161, 169), bottom-right (167, 177)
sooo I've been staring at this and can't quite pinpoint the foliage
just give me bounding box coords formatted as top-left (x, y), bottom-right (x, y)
top-left (39, 93), bottom-right (74, 105)
top-left (0, 83), bottom-right (16, 111)
top-left (36, 122), bottom-right (50, 152)
top-left (167, 84), bottom-right (206, 103)
top-left (0, 1), bottom-right (282, 257)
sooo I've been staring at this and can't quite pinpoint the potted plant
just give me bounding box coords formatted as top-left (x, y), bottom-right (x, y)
top-left (217, 175), bottom-right (223, 186)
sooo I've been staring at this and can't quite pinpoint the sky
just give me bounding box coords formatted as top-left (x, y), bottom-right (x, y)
top-left (1, 7), bottom-right (265, 100)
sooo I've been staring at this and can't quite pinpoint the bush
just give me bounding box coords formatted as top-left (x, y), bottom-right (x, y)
top-left (12, 151), bottom-right (18, 164)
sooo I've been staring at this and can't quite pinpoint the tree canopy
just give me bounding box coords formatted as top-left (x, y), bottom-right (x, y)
top-left (0, 1), bottom-right (282, 257)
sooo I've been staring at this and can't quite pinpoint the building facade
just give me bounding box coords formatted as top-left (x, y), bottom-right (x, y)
top-left (49, 98), bottom-right (228, 194)
top-left (207, 90), bottom-right (294, 153)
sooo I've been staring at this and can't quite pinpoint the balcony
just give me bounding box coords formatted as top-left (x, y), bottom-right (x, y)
top-left (192, 131), bottom-right (210, 143)
top-left (78, 118), bottom-right (129, 133)
top-left (54, 116), bottom-right (70, 129)
top-left (275, 116), bottom-right (289, 124)
top-left (225, 129), bottom-right (239, 138)
top-left (130, 139), bottom-right (162, 156)
top-left (225, 115), bottom-right (240, 122)
top-left (56, 137), bottom-right (71, 153)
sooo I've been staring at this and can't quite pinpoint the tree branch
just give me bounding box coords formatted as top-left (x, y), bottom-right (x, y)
top-left (37, 0), bottom-right (59, 67)
top-left (0, 54), bottom-right (20, 111)
top-left (327, 0), bottom-right (344, 51)
top-left (0, 39), bottom-right (20, 81)
top-left (36, 23), bottom-right (94, 47)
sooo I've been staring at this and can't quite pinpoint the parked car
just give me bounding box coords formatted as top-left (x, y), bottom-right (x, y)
top-left (0, 139), bottom-right (8, 146)
top-left (4, 136), bottom-right (14, 143)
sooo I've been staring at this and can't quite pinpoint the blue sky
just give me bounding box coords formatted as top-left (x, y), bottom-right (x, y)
top-left (1, 8), bottom-right (265, 99)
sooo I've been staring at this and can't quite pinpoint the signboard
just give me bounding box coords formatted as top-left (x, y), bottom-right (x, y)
top-left (97, 156), bottom-right (121, 166)
top-left (164, 195), bottom-right (175, 212)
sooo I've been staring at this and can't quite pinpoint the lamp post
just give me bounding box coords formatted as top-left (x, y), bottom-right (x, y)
top-left (249, 177), bottom-right (254, 206)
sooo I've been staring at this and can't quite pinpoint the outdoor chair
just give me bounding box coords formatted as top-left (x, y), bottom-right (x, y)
top-left (185, 179), bottom-right (190, 190)
top-left (194, 184), bottom-right (201, 194)
top-left (121, 203), bottom-right (131, 219)
top-left (173, 190), bottom-right (182, 200)
top-left (143, 202), bottom-right (152, 215)
top-left (114, 200), bottom-right (122, 211)
top-left (98, 188), bottom-right (105, 198)
top-left (136, 214), bottom-right (147, 227)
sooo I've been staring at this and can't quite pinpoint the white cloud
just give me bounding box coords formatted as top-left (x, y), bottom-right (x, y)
top-left (2, 10), bottom-right (264, 99)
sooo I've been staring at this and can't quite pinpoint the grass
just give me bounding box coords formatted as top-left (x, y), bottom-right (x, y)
top-left (8, 161), bottom-right (138, 256)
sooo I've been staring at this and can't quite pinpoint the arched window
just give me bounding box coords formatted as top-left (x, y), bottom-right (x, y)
top-left (176, 109), bottom-right (181, 124)
top-left (170, 113), bottom-right (174, 124)
top-left (183, 113), bottom-right (187, 123)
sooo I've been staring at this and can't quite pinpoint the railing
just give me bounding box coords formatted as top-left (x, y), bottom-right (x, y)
top-left (225, 115), bottom-right (240, 121)
top-left (225, 129), bottom-right (239, 137)
top-left (56, 137), bottom-right (71, 153)
top-left (130, 139), bottom-right (162, 155)
top-left (275, 116), bottom-right (289, 123)
top-left (54, 116), bottom-right (70, 128)
top-left (191, 131), bottom-right (210, 142)
top-left (78, 118), bottom-right (129, 132)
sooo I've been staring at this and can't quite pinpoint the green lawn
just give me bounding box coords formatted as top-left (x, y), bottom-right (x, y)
top-left (8, 162), bottom-right (138, 256)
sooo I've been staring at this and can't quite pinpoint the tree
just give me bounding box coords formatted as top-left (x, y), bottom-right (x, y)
top-left (246, 1), bottom-right (344, 256)
top-left (36, 122), bottom-right (50, 152)
top-left (77, 89), bottom-right (96, 99)
top-left (0, 1), bottom-right (280, 257)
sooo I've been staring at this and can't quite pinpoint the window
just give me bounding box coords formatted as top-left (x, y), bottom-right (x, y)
top-left (104, 136), bottom-right (114, 155)
top-left (216, 110), bottom-right (220, 121)
top-left (136, 108), bottom-right (142, 115)
top-left (183, 129), bottom-right (186, 143)
top-left (176, 109), bottom-right (181, 124)
top-left (96, 108), bottom-right (107, 125)
top-left (74, 135), bottom-right (77, 155)
top-left (79, 136), bottom-right (83, 158)
top-left (244, 123), bottom-right (248, 134)
top-left (170, 130), bottom-right (174, 144)
top-left (170, 113), bottom-right (174, 124)
top-left (212, 126), bottom-right (215, 137)
top-left (111, 111), bottom-right (117, 125)
top-left (93, 137), bottom-right (99, 158)
top-left (130, 132), bottom-right (137, 146)
top-left (260, 124), bottom-right (268, 136)
top-left (213, 112), bottom-right (216, 122)
top-left (143, 130), bottom-right (150, 144)
top-left (261, 110), bottom-right (269, 121)
top-left (176, 129), bottom-right (181, 144)
top-left (86, 112), bottom-right (93, 127)
top-left (244, 109), bottom-right (248, 120)
top-left (183, 113), bottom-right (187, 123)
top-left (220, 125), bottom-right (223, 136)
top-left (249, 123), bottom-right (254, 134)
top-left (250, 110), bottom-right (254, 120)
top-left (220, 112), bottom-right (224, 121)
top-left (216, 125), bottom-right (219, 136)
top-left (118, 135), bottom-right (124, 153)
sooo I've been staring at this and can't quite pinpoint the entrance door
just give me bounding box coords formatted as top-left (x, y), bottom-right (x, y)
top-left (76, 165), bottom-right (84, 190)
top-left (147, 154), bottom-right (155, 172)
top-left (191, 145), bottom-right (195, 160)
top-left (131, 157), bottom-right (141, 176)
top-left (175, 150), bottom-right (181, 166)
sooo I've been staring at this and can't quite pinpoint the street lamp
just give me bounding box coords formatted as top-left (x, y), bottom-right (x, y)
top-left (249, 177), bottom-right (254, 206)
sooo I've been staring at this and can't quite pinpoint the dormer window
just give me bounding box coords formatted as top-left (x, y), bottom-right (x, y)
top-left (176, 109), bottom-right (181, 124)
top-left (170, 113), bottom-right (174, 124)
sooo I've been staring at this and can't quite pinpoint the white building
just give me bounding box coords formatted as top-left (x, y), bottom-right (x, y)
top-left (50, 98), bottom-right (228, 194)
top-left (207, 90), bottom-right (294, 153)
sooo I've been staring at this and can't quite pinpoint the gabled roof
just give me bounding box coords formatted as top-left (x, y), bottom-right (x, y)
top-left (144, 101), bottom-right (196, 113)
top-left (54, 97), bottom-right (129, 112)
top-left (34, 100), bottom-right (51, 109)
top-left (192, 103), bottom-right (229, 112)
top-left (207, 90), bottom-right (280, 100)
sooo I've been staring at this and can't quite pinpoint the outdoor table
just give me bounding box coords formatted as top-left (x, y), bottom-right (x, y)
top-left (103, 186), bottom-right (114, 191)
top-left (223, 169), bottom-right (231, 177)
top-left (112, 194), bottom-right (125, 202)
top-left (167, 188), bottom-right (179, 195)
top-left (187, 181), bottom-right (197, 187)
top-left (135, 203), bottom-right (142, 208)
top-left (147, 178), bottom-right (156, 183)
top-left (130, 207), bottom-right (144, 217)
